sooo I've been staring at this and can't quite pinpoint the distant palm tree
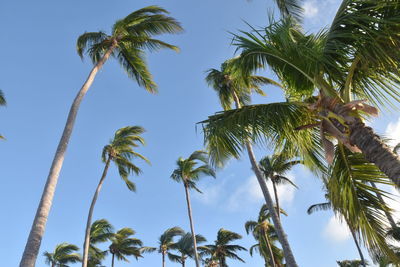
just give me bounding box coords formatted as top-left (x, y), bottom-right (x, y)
top-left (158, 227), bottom-right (185, 267)
top-left (43, 243), bottom-right (81, 267)
top-left (245, 204), bottom-right (285, 267)
top-left (0, 89), bottom-right (5, 139)
top-left (20, 7), bottom-right (182, 267)
top-left (169, 233), bottom-right (207, 267)
top-left (337, 260), bottom-right (365, 267)
top-left (87, 219), bottom-right (114, 267)
top-left (170, 151), bottom-right (215, 267)
top-left (108, 228), bottom-right (143, 267)
top-left (200, 228), bottom-right (247, 267)
top-left (82, 126), bottom-right (149, 267)
top-left (259, 154), bottom-right (299, 218)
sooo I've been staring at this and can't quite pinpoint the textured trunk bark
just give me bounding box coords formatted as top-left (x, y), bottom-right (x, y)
top-left (82, 156), bottom-right (112, 267)
top-left (349, 226), bottom-right (366, 267)
top-left (19, 42), bottom-right (117, 267)
top-left (261, 228), bottom-right (276, 267)
top-left (183, 182), bottom-right (200, 267)
top-left (232, 92), bottom-right (298, 267)
top-left (272, 179), bottom-right (280, 220)
top-left (349, 119), bottom-right (400, 187)
top-left (370, 181), bottom-right (397, 229)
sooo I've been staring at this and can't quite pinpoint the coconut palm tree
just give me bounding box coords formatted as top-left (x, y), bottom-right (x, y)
top-left (170, 151), bottom-right (215, 267)
top-left (158, 227), bottom-right (185, 267)
top-left (82, 126), bottom-right (149, 267)
top-left (43, 243), bottom-right (81, 267)
top-left (199, 228), bottom-right (246, 267)
top-left (87, 219), bottom-right (114, 267)
top-left (259, 154), bottom-right (299, 219)
top-left (168, 233), bottom-right (207, 267)
top-left (204, 59), bottom-right (298, 266)
top-left (19, 7), bottom-right (182, 266)
top-left (245, 204), bottom-right (285, 267)
top-left (108, 228), bottom-right (143, 267)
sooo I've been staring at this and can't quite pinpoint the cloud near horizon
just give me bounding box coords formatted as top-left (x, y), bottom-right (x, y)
top-left (323, 215), bottom-right (351, 243)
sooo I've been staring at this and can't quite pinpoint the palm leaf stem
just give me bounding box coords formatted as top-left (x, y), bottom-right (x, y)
top-left (347, 220), bottom-right (367, 267)
top-left (82, 156), bottom-right (112, 267)
top-left (20, 42), bottom-right (117, 267)
top-left (261, 228), bottom-right (277, 267)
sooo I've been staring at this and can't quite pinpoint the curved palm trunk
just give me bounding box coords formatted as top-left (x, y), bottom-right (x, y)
top-left (261, 228), bottom-right (276, 267)
top-left (232, 93), bottom-right (298, 267)
top-left (183, 182), bottom-right (201, 267)
top-left (272, 179), bottom-right (280, 220)
top-left (82, 156), bottom-right (112, 267)
top-left (348, 226), bottom-right (366, 267)
top-left (370, 181), bottom-right (397, 229)
top-left (349, 119), bottom-right (400, 187)
top-left (19, 42), bottom-right (117, 267)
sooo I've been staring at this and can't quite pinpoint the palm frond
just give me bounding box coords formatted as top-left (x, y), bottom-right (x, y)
top-left (307, 202), bottom-right (332, 214)
top-left (0, 90), bottom-right (6, 106)
top-left (76, 32), bottom-right (109, 60)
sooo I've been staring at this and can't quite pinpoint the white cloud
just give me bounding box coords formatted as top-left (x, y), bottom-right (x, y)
top-left (385, 117), bottom-right (400, 148)
top-left (323, 215), bottom-right (351, 243)
top-left (227, 174), bottom-right (297, 211)
top-left (303, 1), bottom-right (319, 18)
top-left (383, 186), bottom-right (400, 222)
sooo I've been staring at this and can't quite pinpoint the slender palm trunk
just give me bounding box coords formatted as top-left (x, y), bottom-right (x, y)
top-left (261, 228), bottom-right (276, 267)
top-left (112, 253), bottom-right (115, 267)
top-left (370, 182), bottom-right (397, 229)
top-left (349, 226), bottom-right (366, 267)
top-left (232, 93), bottom-right (298, 267)
top-left (349, 119), bottom-right (400, 187)
top-left (82, 156), bottom-right (112, 267)
top-left (162, 252), bottom-right (166, 267)
top-left (19, 42), bottom-right (117, 267)
top-left (272, 179), bottom-right (280, 219)
top-left (183, 182), bottom-right (201, 267)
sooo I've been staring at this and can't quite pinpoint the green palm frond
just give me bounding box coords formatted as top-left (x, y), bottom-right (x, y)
top-left (307, 202), bottom-right (332, 214)
top-left (76, 32), bottom-right (109, 60)
top-left (43, 243), bottom-right (81, 266)
top-left (109, 228), bottom-right (144, 263)
top-left (273, 0), bottom-right (304, 22)
top-left (0, 90), bottom-right (6, 106)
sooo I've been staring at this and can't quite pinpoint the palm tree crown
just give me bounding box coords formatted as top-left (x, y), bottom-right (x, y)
top-left (168, 233), bottom-right (207, 266)
top-left (43, 243), bottom-right (81, 267)
top-left (109, 228), bottom-right (143, 265)
top-left (77, 5), bottom-right (183, 93)
top-left (159, 226), bottom-right (185, 254)
top-left (88, 219), bottom-right (114, 265)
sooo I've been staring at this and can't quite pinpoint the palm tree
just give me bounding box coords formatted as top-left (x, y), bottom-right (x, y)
top-left (108, 228), bottom-right (143, 267)
top-left (245, 204), bottom-right (285, 267)
top-left (307, 196), bottom-right (367, 267)
top-left (199, 228), bottom-right (246, 267)
top-left (337, 260), bottom-right (365, 267)
top-left (170, 150), bottom-right (216, 267)
top-left (168, 233), bottom-right (207, 267)
top-left (87, 219), bottom-right (114, 267)
top-left (0, 89), bottom-right (5, 139)
top-left (19, 7), bottom-right (182, 266)
top-left (82, 126), bottom-right (149, 267)
top-left (43, 243), bottom-right (81, 267)
top-left (204, 59), bottom-right (298, 266)
top-left (259, 154), bottom-right (299, 219)
top-left (158, 227), bottom-right (185, 267)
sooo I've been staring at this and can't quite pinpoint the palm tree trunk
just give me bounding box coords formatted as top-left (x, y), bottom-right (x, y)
top-left (112, 253), bottom-right (115, 267)
top-left (349, 118), bottom-right (400, 187)
top-left (261, 228), bottom-right (276, 267)
top-left (183, 182), bottom-right (201, 267)
top-left (19, 42), bottom-right (118, 267)
top-left (232, 92), bottom-right (298, 267)
top-left (370, 181), bottom-right (397, 229)
top-left (82, 156), bottom-right (112, 267)
top-left (349, 226), bottom-right (366, 267)
top-left (272, 179), bottom-right (280, 220)
top-left (162, 252), bottom-right (165, 267)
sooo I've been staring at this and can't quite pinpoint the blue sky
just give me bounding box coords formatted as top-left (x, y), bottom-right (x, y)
top-left (1, 0), bottom-right (400, 266)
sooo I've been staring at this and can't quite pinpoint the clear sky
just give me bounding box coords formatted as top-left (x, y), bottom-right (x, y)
top-left (1, 1), bottom-right (399, 267)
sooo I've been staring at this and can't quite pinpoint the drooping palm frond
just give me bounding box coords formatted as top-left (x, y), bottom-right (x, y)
top-left (169, 233), bottom-right (207, 262)
top-left (109, 228), bottom-right (144, 263)
top-left (273, 0), bottom-right (304, 22)
top-left (43, 243), bottom-right (81, 266)
top-left (307, 202), bottom-right (332, 215)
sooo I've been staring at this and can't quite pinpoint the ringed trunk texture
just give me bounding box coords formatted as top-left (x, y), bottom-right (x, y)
top-left (183, 183), bottom-right (201, 267)
top-left (261, 228), bottom-right (276, 267)
top-left (272, 179), bottom-right (280, 220)
top-left (349, 119), bottom-right (400, 187)
top-left (82, 156), bottom-right (112, 267)
top-left (19, 43), bottom-right (116, 267)
top-left (232, 92), bottom-right (297, 266)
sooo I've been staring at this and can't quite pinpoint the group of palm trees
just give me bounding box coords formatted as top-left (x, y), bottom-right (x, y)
top-left (6, 0), bottom-right (400, 266)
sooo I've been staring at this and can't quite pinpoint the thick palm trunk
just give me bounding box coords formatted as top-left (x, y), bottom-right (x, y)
top-left (349, 119), bottom-right (400, 187)
top-left (370, 181), bottom-right (397, 229)
top-left (232, 93), bottom-right (298, 267)
top-left (183, 183), bottom-right (201, 267)
top-left (349, 226), bottom-right (366, 267)
top-left (272, 179), bottom-right (280, 220)
top-left (19, 43), bottom-right (117, 267)
top-left (261, 229), bottom-right (276, 267)
top-left (82, 156), bottom-right (112, 267)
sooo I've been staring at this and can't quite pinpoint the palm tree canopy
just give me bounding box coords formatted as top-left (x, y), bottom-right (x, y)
top-left (88, 219), bottom-right (114, 262)
top-left (170, 150), bottom-right (216, 192)
top-left (169, 233), bottom-right (207, 263)
top-left (102, 126), bottom-right (150, 192)
top-left (158, 226), bottom-right (185, 253)
top-left (76, 5), bottom-right (183, 93)
top-left (109, 228), bottom-right (144, 262)
top-left (273, 0), bottom-right (304, 22)
top-left (259, 154), bottom-right (300, 185)
top-left (43, 243), bottom-right (81, 266)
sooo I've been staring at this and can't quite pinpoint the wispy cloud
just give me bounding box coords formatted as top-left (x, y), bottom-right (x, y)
top-left (385, 117), bottom-right (400, 148)
top-left (303, 1), bottom-right (319, 18)
top-left (323, 215), bottom-right (351, 243)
